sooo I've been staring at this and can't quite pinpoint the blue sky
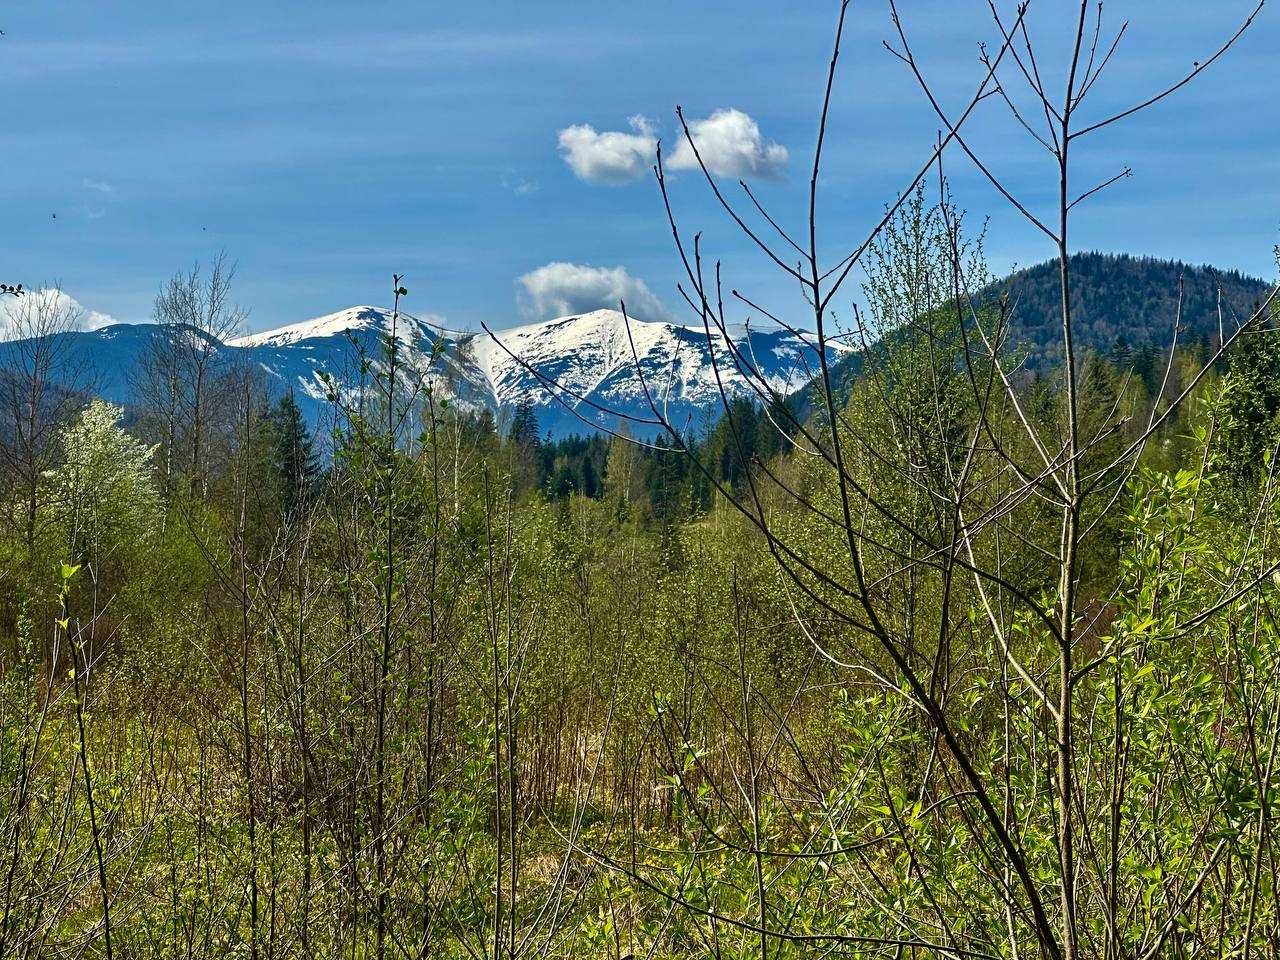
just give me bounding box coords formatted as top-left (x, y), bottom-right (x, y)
top-left (2, 0), bottom-right (1277, 334)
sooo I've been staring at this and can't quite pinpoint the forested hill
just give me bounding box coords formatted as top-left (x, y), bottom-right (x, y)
top-left (800, 252), bottom-right (1273, 409)
top-left (992, 252), bottom-right (1271, 366)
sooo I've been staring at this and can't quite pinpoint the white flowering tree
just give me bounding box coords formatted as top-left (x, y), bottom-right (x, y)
top-left (43, 399), bottom-right (159, 569)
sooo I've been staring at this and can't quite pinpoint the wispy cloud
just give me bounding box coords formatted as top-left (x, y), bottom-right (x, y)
top-left (82, 177), bottom-right (114, 194)
top-left (0, 31), bottom-right (552, 78)
top-left (501, 173), bottom-right (540, 196)
top-left (517, 262), bottom-right (671, 323)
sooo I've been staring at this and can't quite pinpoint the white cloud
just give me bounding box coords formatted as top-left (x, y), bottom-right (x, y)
top-left (0, 288), bottom-right (118, 342)
top-left (85, 308), bottom-right (118, 329)
top-left (517, 262), bottom-right (671, 323)
top-left (557, 109), bottom-right (787, 184)
top-left (668, 108), bottom-right (788, 180)
top-left (557, 115), bottom-right (656, 185)
top-left (82, 177), bottom-right (115, 194)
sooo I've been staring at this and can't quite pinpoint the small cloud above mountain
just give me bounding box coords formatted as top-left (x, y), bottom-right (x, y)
top-left (558, 109), bottom-right (786, 184)
top-left (0, 288), bottom-right (118, 341)
top-left (84, 308), bottom-right (119, 329)
top-left (517, 262), bottom-right (671, 323)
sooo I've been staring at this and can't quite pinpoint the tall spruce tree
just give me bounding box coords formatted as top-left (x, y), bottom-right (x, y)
top-left (1219, 323), bottom-right (1280, 484)
top-left (270, 390), bottom-right (320, 521)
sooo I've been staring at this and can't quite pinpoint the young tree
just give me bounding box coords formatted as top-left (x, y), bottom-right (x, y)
top-left (0, 288), bottom-right (90, 550)
top-left (604, 422), bottom-right (647, 520)
top-left (139, 253), bottom-right (246, 498)
top-left (43, 399), bottom-right (159, 570)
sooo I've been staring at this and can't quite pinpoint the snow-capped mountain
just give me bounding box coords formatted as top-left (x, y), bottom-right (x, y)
top-left (0, 306), bottom-right (840, 438)
top-left (467, 309), bottom-right (833, 435)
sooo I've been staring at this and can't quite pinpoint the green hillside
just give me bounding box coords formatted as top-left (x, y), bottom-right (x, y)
top-left (994, 252), bottom-right (1271, 365)
top-left (798, 252), bottom-right (1272, 412)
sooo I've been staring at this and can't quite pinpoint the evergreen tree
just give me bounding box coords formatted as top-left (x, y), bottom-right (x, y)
top-left (1219, 324), bottom-right (1280, 484)
top-left (1110, 334), bottom-right (1133, 370)
top-left (507, 399), bottom-right (540, 451)
top-left (577, 451), bottom-right (599, 498)
top-left (270, 390), bottom-right (320, 521)
top-left (644, 433), bottom-right (693, 521)
top-left (1132, 341), bottom-right (1158, 393)
top-left (506, 398), bottom-right (542, 491)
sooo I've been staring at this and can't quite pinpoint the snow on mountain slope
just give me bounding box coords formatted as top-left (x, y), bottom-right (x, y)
top-left (231, 306), bottom-right (495, 419)
top-left (230, 305), bottom-right (450, 349)
top-left (0, 306), bottom-right (840, 438)
top-left (471, 310), bottom-right (673, 406)
top-left (470, 309), bottom-right (833, 434)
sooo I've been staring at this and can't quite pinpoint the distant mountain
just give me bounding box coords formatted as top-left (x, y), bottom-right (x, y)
top-left (3, 255), bottom-right (1269, 442)
top-left (800, 253), bottom-right (1274, 409)
top-left (462, 309), bottom-right (834, 436)
top-left (0, 306), bottom-right (840, 440)
top-left (238, 306), bottom-right (841, 436)
top-left (991, 253), bottom-right (1271, 366)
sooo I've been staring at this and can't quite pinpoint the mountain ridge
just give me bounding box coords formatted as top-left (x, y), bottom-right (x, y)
top-left (3, 253), bottom-right (1272, 441)
top-left (0, 306), bottom-right (840, 440)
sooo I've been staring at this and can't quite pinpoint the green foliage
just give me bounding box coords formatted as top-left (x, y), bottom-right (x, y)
top-left (1218, 323), bottom-right (1280, 485)
top-left (3, 233), bottom-right (1279, 958)
top-left (42, 399), bottom-right (159, 567)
